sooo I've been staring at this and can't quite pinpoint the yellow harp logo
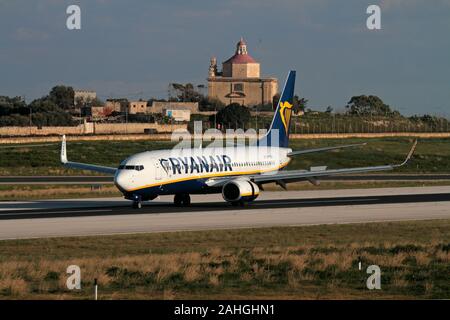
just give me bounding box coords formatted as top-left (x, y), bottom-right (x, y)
top-left (279, 101), bottom-right (293, 132)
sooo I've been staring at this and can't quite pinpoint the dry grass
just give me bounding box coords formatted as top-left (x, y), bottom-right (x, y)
top-left (183, 265), bottom-right (201, 282)
top-left (0, 185), bottom-right (119, 200)
top-left (0, 220), bottom-right (449, 299)
top-left (1, 242), bottom-right (448, 299)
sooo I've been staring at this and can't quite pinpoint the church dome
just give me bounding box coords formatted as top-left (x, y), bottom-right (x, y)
top-left (223, 38), bottom-right (257, 64)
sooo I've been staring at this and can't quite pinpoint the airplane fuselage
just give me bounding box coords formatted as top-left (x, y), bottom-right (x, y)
top-left (114, 146), bottom-right (292, 201)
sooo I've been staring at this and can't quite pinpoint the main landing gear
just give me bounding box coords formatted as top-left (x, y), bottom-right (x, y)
top-left (174, 193), bottom-right (191, 206)
top-left (231, 200), bottom-right (245, 207)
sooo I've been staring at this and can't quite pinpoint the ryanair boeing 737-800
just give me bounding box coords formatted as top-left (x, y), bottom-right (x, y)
top-left (60, 71), bottom-right (417, 208)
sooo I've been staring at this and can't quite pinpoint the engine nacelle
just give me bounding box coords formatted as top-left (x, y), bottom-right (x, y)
top-left (222, 179), bottom-right (260, 203)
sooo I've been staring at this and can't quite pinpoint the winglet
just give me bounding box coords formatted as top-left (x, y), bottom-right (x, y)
top-left (60, 135), bottom-right (67, 164)
top-left (395, 139), bottom-right (418, 167)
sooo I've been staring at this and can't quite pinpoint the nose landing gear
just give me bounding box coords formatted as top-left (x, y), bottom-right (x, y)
top-left (132, 200), bottom-right (142, 209)
top-left (174, 193), bottom-right (191, 206)
top-left (131, 194), bottom-right (143, 209)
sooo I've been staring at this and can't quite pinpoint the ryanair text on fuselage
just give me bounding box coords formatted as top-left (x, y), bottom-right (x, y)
top-left (160, 155), bottom-right (233, 175)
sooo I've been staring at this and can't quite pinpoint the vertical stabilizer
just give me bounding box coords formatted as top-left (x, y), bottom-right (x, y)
top-left (259, 70), bottom-right (296, 147)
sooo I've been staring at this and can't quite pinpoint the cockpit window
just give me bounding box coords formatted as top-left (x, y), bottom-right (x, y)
top-left (118, 165), bottom-right (144, 171)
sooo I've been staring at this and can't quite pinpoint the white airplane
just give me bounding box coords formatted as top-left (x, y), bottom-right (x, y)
top-left (60, 71), bottom-right (417, 208)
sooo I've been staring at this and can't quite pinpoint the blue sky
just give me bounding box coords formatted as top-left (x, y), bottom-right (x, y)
top-left (1, 0), bottom-right (449, 115)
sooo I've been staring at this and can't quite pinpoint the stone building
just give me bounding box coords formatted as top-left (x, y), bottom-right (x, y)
top-left (128, 101), bottom-right (148, 114)
top-left (207, 38), bottom-right (278, 107)
top-left (104, 99), bottom-right (124, 113)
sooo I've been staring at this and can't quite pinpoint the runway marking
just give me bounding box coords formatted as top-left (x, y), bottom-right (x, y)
top-left (253, 198), bottom-right (379, 206)
top-left (0, 209), bottom-right (112, 216)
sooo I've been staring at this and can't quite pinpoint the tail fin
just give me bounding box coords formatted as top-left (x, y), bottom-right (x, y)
top-left (259, 70), bottom-right (296, 148)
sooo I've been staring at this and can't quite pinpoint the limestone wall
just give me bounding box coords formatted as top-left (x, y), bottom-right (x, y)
top-left (0, 125), bottom-right (87, 136)
top-left (1, 131), bottom-right (448, 145)
top-left (93, 123), bottom-right (186, 134)
top-left (0, 123), bottom-right (187, 137)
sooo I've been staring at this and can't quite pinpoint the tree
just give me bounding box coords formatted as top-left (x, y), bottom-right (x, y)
top-left (0, 93), bottom-right (75, 127)
top-left (214, 103), bottom-right (251, 129)
top-left (272, 93), bottom-right (280, 111)
top-left (199, 97), bottom-right (225, 112)
top-left (29, 97), bottom-right (59, 113)
top-left (49, 85), bottom-right (75, 109)
top-left (346, 95), bottom-right (393, 116)
top-left (31, 111), bottom-right (74, 127)
top-left (0, 114), bottom-right (29, 126)
top-left (0, 96), bottom-right (27, 116)
top-left (294, 95), bottom-right (308, 114)
top-left (28, 96), bottom-right (74, 126)
top-left (170, 83), bottom-right (204, 103)
top-left (169, 82), bottom-right (227, 112)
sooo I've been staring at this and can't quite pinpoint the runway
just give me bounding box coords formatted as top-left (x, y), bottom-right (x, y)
top-left (0, 186), bottom-right (449, 240)
top-left (1, 174), bottom-right (450, 184)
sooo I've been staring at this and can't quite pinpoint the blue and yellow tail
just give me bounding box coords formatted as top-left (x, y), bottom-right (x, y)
top-left (259, 70), bottom-right (296, 148)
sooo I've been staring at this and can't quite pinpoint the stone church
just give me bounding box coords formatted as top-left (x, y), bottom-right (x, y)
top-left (207, 39), bottom-right (278, 107)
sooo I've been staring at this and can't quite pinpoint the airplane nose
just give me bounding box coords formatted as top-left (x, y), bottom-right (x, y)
top-left (114, 171), bottom-right (128, 192)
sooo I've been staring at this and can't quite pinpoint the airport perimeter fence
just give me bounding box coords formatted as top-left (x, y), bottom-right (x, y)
top-left (245, 114), bottom-right (450, 135)
top-left (292, 118), bottom-right (450, 134)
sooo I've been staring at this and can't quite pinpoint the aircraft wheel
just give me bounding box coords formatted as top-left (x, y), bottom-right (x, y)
top-left (175, 194), bottom-right (190, 206)
top-left (182, 194), bottom-right (191, 206)
top-left (231, 200), bottom-right (246, 207)
top-left (132, 200), bottom-right (142, 209)
top-left (174, 194), bottom-right (183, 206)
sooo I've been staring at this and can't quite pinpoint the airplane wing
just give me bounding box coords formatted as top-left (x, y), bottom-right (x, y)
top-left (206, 140), bottom-right (417, 188)
top-left (287, 143), bottom-right (366, 156)
top-left (60, 135), bottom-right (117, 175)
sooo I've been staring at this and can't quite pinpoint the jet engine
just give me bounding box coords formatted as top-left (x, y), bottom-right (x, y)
top-left (222, 179), bottom-right (259, 203)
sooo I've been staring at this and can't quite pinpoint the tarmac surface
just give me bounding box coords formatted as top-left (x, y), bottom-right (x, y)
top-left (0, 186), bottom-right (449, 240)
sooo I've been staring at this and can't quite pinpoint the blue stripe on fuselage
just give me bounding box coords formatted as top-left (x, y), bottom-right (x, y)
top-left (126, 178), bottom-right (212, 200)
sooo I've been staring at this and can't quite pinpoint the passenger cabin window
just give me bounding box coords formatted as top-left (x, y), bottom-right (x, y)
top-left (118, 165), bottom-right (144, 171)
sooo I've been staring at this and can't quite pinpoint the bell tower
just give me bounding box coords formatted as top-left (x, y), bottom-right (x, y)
top-left (236, 37), bottom-right (248, 55)
top-left (209, 57), bottom-right (217, 78)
